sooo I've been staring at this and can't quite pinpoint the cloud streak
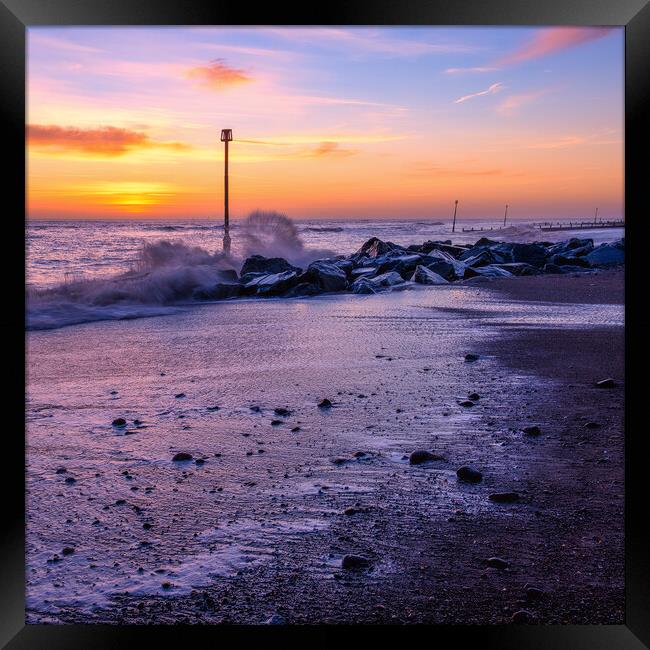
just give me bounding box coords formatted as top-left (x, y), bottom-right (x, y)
top-left (495, 27), bottom-right (615, 66)
top-left (28, 124), bottom-right (190, 157)
top-left (186, 59), bottom-right (252, 90)
top-left (454, 82), bottom-right (504, 104)
top-left (496, 89), bottom-right (548, 116)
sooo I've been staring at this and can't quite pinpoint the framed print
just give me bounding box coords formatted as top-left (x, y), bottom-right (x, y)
top-left (2, 0), bottom-right (649, 647)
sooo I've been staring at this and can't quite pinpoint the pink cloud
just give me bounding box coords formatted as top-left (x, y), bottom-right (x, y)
top-left (495, 27), bottom-right (615, 66)
top-left (186, 59), bottom-right (252, 90)
top-left (496, 89), bottom-right (549, 116)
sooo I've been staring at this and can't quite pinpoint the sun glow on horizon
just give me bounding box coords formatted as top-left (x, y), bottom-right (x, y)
top-left (27, 26), bottom-right (623, 220)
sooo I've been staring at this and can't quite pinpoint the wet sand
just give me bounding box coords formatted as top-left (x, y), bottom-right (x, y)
top-left (26, 270), bottom-right (624, 625)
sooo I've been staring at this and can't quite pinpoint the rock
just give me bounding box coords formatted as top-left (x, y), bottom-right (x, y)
top-left (240, 255), bottom-right (301, 276)
top-left (494, 263), bottom-right (541, 276)
top-left (368, 271), bottom-right (404, 287)
top-left (244, 270), bottom-right (299, 296)
top-left (55, 467), bottom-right (67, 474)
top-left (456, 466), bottom-right (483, 483)
top-left (302, 261), bottom-right (348, 292)
top-left (489, 492), bottom-right (520, 503)
top-left (525, 585), bottom-right (544, 601)
top-left (271, 420), bottom-right (282, 426)
top-left (274, 407), bottom-right (291, 416)
top-left (318, 399), bottom-right (333, 409)
top-left (377, 254), bottom-right (424, 278)
top-left (409, 450), bottom-right (444, 465)
top-left (175, 393), bottom-right (186, 399)
top-left (291, 426), bottom-right (301, 432)
top-left (353, 237), bottom-right (404, 259)
top-left (195, 458), bottom-right (205, 465)
top-left (350, 277), bottom-right (378, 294)
top-left (584, 241), bottom-right (624, 267)
top-left (62, 547), bottom-right (75, 556)
top-left (459, 400), bottom-right (475, 407)
top-left (486, 557), bottom-right (509, 569)
top-left (411, 265), bottom-right (449, 285)
top-left (468, 392), bottom-right (480, 400)
top-left (172, 452), bottom-right (193, 462)
top-left (342, 554), bottom-right (372, 570)
top-left (112, 418), bottom-right (127, 427)
top-left (422, 259), bottom-right (459, 281)
top-left (464, 353), bottom-right (479, 362)
top-left (284, 282), bottom-right (321, 298)
top-left (264, 614), bottom-right (286, 625)
top-left (350, 267), bottom-right (377, 279)
top-left (193, 282), bottom-right (241, 300)
top-left (471, 264), bottom-right (513, 278)
top-left (542, 263), bottom-right (563, 274)
top-left (64, 477), bottom-right (76, 484)
top-left (522, 425), bottom-right (541, 436)
top-left (595, 378), bottom-right (617, 388)
top-left (511, 610), bottom-right (534, 624)
top-left (585, 421), bottom-right (601, 429)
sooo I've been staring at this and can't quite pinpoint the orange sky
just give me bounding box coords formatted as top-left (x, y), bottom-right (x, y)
top-left (27, 27), bottom-right (624, 220)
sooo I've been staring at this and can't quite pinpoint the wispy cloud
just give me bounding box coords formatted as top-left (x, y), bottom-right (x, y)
top-left (409, 162), bottom-right (523, 178)
top-left (454, 82), bottom-right (504, 104)
top-left (29, 33), bottom-right (105, 54)
top-left (495, 27), bottom-right (615, 66)
top-left (264, 27), bottom-right (480, 58)
top-left (445, 66), bottom-right (499, 75)
top-left (186, 59), bottom-right (252, 90)
top-left (496, 89), bottom-right (548, 116)
top-left (28, 124), bottom-right (190, 157)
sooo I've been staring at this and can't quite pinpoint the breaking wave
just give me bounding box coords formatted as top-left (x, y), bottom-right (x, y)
top-left (27, 212), bottom-right (335, 331)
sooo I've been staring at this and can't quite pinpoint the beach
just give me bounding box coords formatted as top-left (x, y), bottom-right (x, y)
top-left (26, 260), bottom-right (624, 624)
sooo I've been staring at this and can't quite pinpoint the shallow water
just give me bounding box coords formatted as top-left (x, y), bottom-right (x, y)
top-left (25, 285), bottom-right (623, 619)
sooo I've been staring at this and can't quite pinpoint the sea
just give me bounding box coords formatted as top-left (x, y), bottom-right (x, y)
top-left (26, 217), bottom-right (623, 330)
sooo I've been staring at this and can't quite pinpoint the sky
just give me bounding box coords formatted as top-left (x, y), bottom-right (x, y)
top-left (27, 26), bottom-right (624, 220)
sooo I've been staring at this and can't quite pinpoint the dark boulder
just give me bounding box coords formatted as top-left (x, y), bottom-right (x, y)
top-left (522, 425), bottom-right (541, 436)
top-left (284, 282), bottom-right (321, 298)
top-left (584, 241), bottom-right (624, 267)
top-left (172, 452), bottom-right (193, 462)
top-left (240, 255), bottom-right (301, 276)
top-left (350, 277), bottom-right (378, 294)
top-left (244, 271), bottom-right (299, 296)
top-left (411, 265), bottom-right (449, 285)
top-left (301, 261), bottom-right (348, 292)
top-left (112, 418), bottom-right (127, 427)
top-left (496, 263), bottom-right (542, 276)
top-left (193, 282), bottom-right (241, 300)
top-left (353, 237), bottom-right (404, 259)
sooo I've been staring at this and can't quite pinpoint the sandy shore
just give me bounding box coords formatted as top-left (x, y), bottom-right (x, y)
top-left (26, 270), bottom-right (624, 625)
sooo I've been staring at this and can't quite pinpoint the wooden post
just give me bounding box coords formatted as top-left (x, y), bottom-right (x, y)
top-left (220, 129), bottom-right (233, 254)
top-left (503, 203), bottom-right (508, 228)
top-left (452, 200), bottom-right (458, 233)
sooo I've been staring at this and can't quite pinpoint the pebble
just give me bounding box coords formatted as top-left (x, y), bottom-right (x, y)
top-left (456, 466), bottom-right (483, 483)
top-left (271, 420), bottom-right (282, 426)
top-left (409, 450), bottom-right (444, 465)
top-left (459, 400), bottom-right (475, 407)
top-left (61, 547), bottom-right (75, 556)
top-left (172, 452), bottom-right (193, 462)
top-left (274, 407), bottom-right (291, 416)
top-left (175, 393), bottom-right (186, 399)
top-left (489, 492), bottom-right (520, 503)
top-left (511, 610), bottom-right (534, 623)
top-left (525, 585), bottom-right (544, 601)
top-left (64, 477), bottom-right (76, 484)
top-left (318, 399), bottom-right (333, 408)
top-left (595, 378), bottom-right (616, 388)
top-left (112, 418), bottom-right (127, 427)
top-left (522, 425), bottom-right (541, 436)
top-left (342, 554), bottom-right (371, 570)
top-left (468, 393), bottom-right (480, 401)
top-left (585, 421), bottom-right (601, 429)
top-left (486, 557), bottom-right (509, 569)
top-left (464, 354), bottom-right (480, 362)
top-left (265, 614), bottom-right (286, 625)
top-left (291, 427), bottom-right (301, 433)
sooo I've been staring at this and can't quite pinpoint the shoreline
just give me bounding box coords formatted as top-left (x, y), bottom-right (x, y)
top-left (26, 270), bottom-right (624, 624)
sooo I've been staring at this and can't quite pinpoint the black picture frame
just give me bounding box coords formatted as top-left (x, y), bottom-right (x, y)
top-left (3, 1), bottom-right (648, 646)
